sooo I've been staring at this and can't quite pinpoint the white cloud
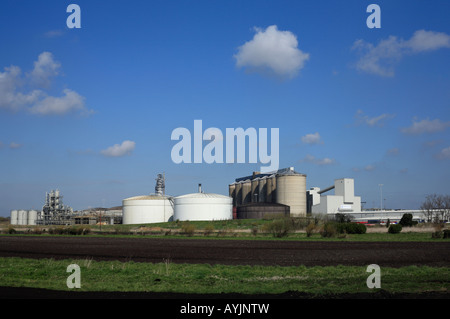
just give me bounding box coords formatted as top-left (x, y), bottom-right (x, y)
top-left (9, 142), bottom-right (22, 149)
top-left (301, 154), bottom-right (335, 166)
top-left (401, 118), bottom-right (450, 135)
top-left (234, 25), bottom-right (310, 79)
top-left (29, 89), bottom-right (87, 115)
top-left (352, 30), bottom-right (450, 76)
top-left (28, 52), bottom-right (61, 88)
top-left (353, 164), bottom-right (377, 172)
top-left (0, 66), bottom-right (42, 111)
top-left (301, 132), bottom-right (322, 145)
top-left (436, 146), bottom-right (450, 160)
top-left (387, 148), bottom-right (399, 156)
top-left (0, 52), bottom-right (90, 116)
top-left (438, 146), bottom-right (450, 159)
top-left (101, 140), bottom-right (136, 157)
top-left (355, 110), bottom-right (395, 127)
top-left (43, 30), bottom-right (64, 38)
top-left (408, 30), bottom-right (450, 52)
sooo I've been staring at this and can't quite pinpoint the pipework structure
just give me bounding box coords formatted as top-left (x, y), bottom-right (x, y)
top-left (155, 173), bottom-right (165, 196)
top-left (37, 189), bottom-right (74, 225)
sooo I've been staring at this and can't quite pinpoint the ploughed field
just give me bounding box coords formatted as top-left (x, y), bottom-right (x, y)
top-left (1, 236), bottom-right (449, 268)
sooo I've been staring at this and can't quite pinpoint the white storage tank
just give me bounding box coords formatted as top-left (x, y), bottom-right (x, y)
top-left (173, 192), bottom-right (232, 221)
top-left (27, 210), bottom-right (38, 225)
top-left (18, 210), bottom-right (28, 225)
top-left (10, 210), bottom-right (18, 225)
top-left (122, 195), bottom-right (174, 225)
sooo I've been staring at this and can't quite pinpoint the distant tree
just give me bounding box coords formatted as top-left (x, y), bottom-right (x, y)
top-left (334, 213), bottom-right (353, 223)
top-left (399, 213), bottom-right (416, 227)
top-left (421, 194), bottom-right (450, 223)
top-left (388, 224), bottom-right (402, 234)
top-left (421, 195), bottom-right (435, 223)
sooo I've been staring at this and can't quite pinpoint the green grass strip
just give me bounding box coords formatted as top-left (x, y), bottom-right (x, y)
top-left (0, 257), bottom-right (448, 295)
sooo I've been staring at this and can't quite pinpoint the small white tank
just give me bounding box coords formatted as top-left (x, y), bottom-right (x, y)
top-left (18, 210), bottom-right (28, 225)
top-left (27, 210), bottom-right (38, 225)
top-left (10, 210), bottom-right (18, 225)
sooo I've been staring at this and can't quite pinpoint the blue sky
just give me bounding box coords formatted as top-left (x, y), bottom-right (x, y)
top-left (0, 0), bottom-right (449, 215)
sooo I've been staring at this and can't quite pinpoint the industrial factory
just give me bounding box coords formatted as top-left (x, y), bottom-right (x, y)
top-left (229, 167), bottom-right (306, 218)
top-left (9, 166), bottom-right (426, 226)
top-left (122, 174), bottom-right (232, 224)
top-left (10, 189), bottom-right (122, 226)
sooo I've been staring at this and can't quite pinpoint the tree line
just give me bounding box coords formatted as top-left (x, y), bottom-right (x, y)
top-left (421, 194), bottom-right (450, 223)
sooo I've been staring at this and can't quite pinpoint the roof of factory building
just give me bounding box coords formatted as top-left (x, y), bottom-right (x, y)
top-left (174, 192), bottom-right (231, 199)
top-left (235, 167), bottom-right (306, 182)
top-left (123, 195), bottom-right (171, 201)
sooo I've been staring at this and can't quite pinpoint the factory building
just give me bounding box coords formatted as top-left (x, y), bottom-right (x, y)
top-left (38, 189), bottom-right (74, 225)
top-left (10, 189), bottom-right (74, 226)
top-left (308, 178), bottom-right (362, 216)
top-left (229, 167), bottom-right (307, 218)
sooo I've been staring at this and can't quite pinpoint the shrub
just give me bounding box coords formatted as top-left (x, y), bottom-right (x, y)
top-left (399, 213), bottom-right (417, 227)
top-left (305, 223), bottom-right (315, 237)
top-left (32, 227), bottom-right (44, 234)
top-left (443, 229), bottom-right (450, 239)
top-left (181, 222), bottom-right (196, 237)
top-left (262, 219), bottom-right (292, 238)
top-left (346, 223), bottom-right (367, 234)
top-left (203, 224), bottom-right (214, 236)
top-left (320, 222), bottom-right (337, 238)
top-left (388, 224), bottom-right (402, 234)
top-left (432, 231), bottom-right (442, 239)
top-left (334, 222), bottom-right (366, 234)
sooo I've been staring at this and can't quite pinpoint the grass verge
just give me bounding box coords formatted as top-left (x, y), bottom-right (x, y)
top-left (0, 257), bottom-right (448, 295)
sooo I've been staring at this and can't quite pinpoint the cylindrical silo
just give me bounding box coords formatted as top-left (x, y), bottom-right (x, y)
top-left (27, 210), bottom-right (38, 225)
top-left (229, 183), bottom-right (236, 206)
top-left (242, 180), bottom-right (251, 204)
top-left (122, 195), bottom-right (174, 225)
top-left (18, 210), bottom-right (28, 225)
top-left (258, 177), bottom-right (267, 203)
top-left (251, 178), bottom-right (260, 203)
top-left (271, 174), bottom-right (277, 203)
top-left (173, 193), bottom-right (232, 221)
top-left (10, 210), bottom-right (18, 225)
top-left (266, 175), bottom-right (273, 203)
top-left (235, 182), bottom-right (242, 206)
top-left (275, 170), bottom-right (307, 217)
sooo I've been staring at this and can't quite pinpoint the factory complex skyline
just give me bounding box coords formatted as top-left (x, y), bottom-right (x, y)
top-left (0, 1), bottom-right (449, 216)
